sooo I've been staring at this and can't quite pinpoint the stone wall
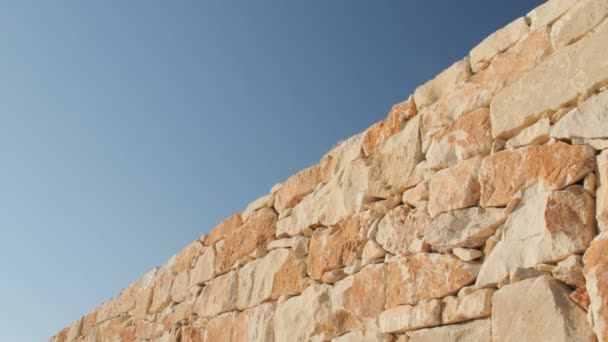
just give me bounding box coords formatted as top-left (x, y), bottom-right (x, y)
top-left (52, 0), bottom-right (608, 341)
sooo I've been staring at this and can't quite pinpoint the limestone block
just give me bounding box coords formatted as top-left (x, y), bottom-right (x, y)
top-left (470, 17), bottom-right (530, 68)
top-left (204, 212), bottom-right (243, 246)
top-left (193, 271), bottom-right (238, 318)
top-left (428, 156), bottom-right (483, 217)
top-left (361, 239), bottom-right (386, 265)
top-left (242, 193), bottom-right (274, 222)
top-left (453, 248), bottom-right (483, 261)
top-left (408, 318), bottom-right (491, 342)
top-left (191, 246), bottom-right (216, 285)
top-left (598, 150), bottom-right (608, 231)
top-left (442, 289), bottom-right (494, 324)
top-left (170, 270), bottom-right (189, 303)
top-left (379, 299), bottom-right (442, 334)
top-left (274, 164), bottom-right (321, 212)
top-left (233, 303), bottom-right (275, 342)
top-left (414, 59), bottom-right (472, 109)
top-left (319, 133), bottom-right (363, 183)
top-left (505, 117), bottom-right (550, 149)
top-left (584, 231), bottom-right (608, 340)
top-left (175, 240), bottom-right (205, 273)
top-left (551, 0), bottom-right (608, 47)
top-left (362, 96), bottom-right (417, 156)
top-left (552, 91), bottom-right (608, 140)
top-left (205, 311), bottom-right (237, 342)
top-left (376, 206), bottom-right (430, 256)
top-left (553, 254), bottom-right (585, 287)
top-left (527, 0), bottom-right (578, 30)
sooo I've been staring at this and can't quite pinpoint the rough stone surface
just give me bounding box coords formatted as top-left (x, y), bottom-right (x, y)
top-left (233, 303), bottom-right (275, 342)
top-left (505, 117), bottom-right (550, 149)
top-left (204, 212), bottom-right (243, 246)
top-left (598, 150), bottom-right (608, 231)
top-left (379, 299), bottom-right (442, 334)
top-left (408, 318), bottom-right (491, 342)
top-left (425, 108), bottom-right (492, 169)
top-left (274, 164), bottom-right (321, 212)
top-left (387, 253), bottom-right (480, 307)
top-left (205, 311), bottom-right (237, 342)
top-left (453, 248), bottom-right (483, 261)
top-left (414, 59), bottom-right (472, 110)
top-left (491, 19), bottom-right (608, 139)
top-left (242, 194), bottom-right (274, 222)
top-left (551, 0), bottom-right (608, 48)
top-left (428, 156), bottom-right (483, 217)
top-left (552, 91), bottom-right (608, 141)
top-left (583, 231), bottom-right (608, 341)
top-left (175, 241), bottom-right (204, 273)
top-left (362, 96), bottom-right (417, 156)
top-left (273, 284), bottom-right (332, 342)
top-left (193, 271), bottom-right (238, 318)
top-left (442, 289), bottom-right (494, 324)
top-left (492, 276), bottom-right (593, 341)
top-left (477, 187), bottom-right (596, 287)
top-left (552, 254), bottom-right (585, 288)
top-left (479, 142), bottom-right (596, 207)
top-left (368, 115), bottom-right (423, 198)
top-left (191, 246), bottom-right (216, 285)
top-left (376, 206), bottom-right (430, 256)
top-left (470, 17), bottom-right (530, 69)
top-left (527, 0), bottom-right (578, 30)
top-left (423, 207), bottom-right (505, 251)
top-left (319, 133), bottom-right (363, 183)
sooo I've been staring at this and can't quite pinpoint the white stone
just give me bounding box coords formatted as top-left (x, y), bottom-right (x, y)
top-left (442, 289), bottom-right (494, 324)
top-left (379, 300), bottom-right (442, 334)
top-left (552, 90), bottom-right (608, 140)
top-left (414, 59), bottom-right (472, 109)
top-left (408, 319), bottom-right (491, 342)
top-left (506, 117), bottom-right (550, 149)
top-left (552, 254), bottom-right (585, 287)
top-left (453, 247), bottom-right (483, 261)
top-left (242, 193), bottom-right (274, 222)
top-left (470, 17), bottom-right (530, 68)
top-left (527, 0), bottom-right (578, 30)
top-left (551, 0), bottom-right (608, 47)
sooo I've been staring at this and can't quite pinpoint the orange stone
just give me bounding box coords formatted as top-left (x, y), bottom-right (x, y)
top-left (175, 240), bottom-right (205, 273)
top-left (362, 96), bottom-right (417, 157)
top-left (205, 311), bottom-right (237, 342)
top-left (570, 286), bottom-right (591, 311)
top-left (583, 232), bottom-right (608, 340)
top-left (204, 212), bottom-right (243, 246)
top-left (274, 164), bottom-right (321, 212)
top-left (428, 156), bottom-right (483, 217)
top-left (179, 326), bottom-right (203, 342)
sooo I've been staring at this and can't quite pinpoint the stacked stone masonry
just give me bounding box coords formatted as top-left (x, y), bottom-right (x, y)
top-left (52, 0), bottom-right (608, 341)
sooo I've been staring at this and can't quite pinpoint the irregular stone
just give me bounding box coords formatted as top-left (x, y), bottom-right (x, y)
top-left (479, 141), bottom-right (596, 207)
top-left (425, 108), bottom-right (492, 169)
top-left (191, 246), bottom-right (216, 285)
top-left (242, 194), bottom-right (274, 222)
top-left (509, 267), bottom-right (546, 283)
top-left (331, 264), bottom-right (386, 335)
top-left (505, 117), bottom-right (550, 149)
top-left (97, 317), bottom-right (127, 342)
top-left (428, 156), bottom-right (483, 217)
top-left (584, 172), bottom-right (596, 197)
top-left (66, 317), bottom-right (83, 342)
top-left (321, 269), bottom-right (348, 284)
top-left (133, 269), bottom-right (157, 320)
top-left (150, 262), bottom-right (175, 313)
top-left (237, 248), bottom-right (306, 310)
top-left (551, 0), bottom-right (608, 47)
top-left (533, 263), bottom-right (557, 273)
top-left (408, 318), bottom-right (491, 342)
top-left (583, 231), bottom-right (608, 340)
top-left (491, 20), bottom-right (608, 139)
top-left (442, 289), bottom-right (494, 324)
top-left (332, 330), bottom-right (393, 342)
top-left (368, 115), bottom-right (423, 198)
top-left (379, 299), bottom-right (442, 334)
top-left (277, 159), bottom-right (369, 237)
top-left (215, 207), bottom-right (277, 274)
top-left (492, 276), bottom-right (593, 341)
top-left (491, 139), bottom-right (506, 153)
top-left (273, 284), bottom-right (332, 342)
top-left (414, 59), bottom-right (472, 110)
top-left (453, 248), bottom-right (483, 261)
top-left (204, 212), bottom-right (243, 246)
top-left (233, 303), bottom-right (275, 342)
top-left (270, 183), bottom-right (283, 194)
top-left (193, 271), bottom-right (238, 318)
top-left (362, 96), bottom-right (417, 156)
top-left (527, 0), bottom-right (578, 30)
top-left (570, 285), bottom-right (591, 310)
top-left (470, 17), bottom-right (530, 69)
top-left (402, 181), bottom-right (429, 207)
top-left (175, 241), bottom-right (205, 273)
top-left (553, 255), bottom-right (585, 287)
top-left (376, 206), bottom-right (430, 256)
top-left (477, 186), bottom-right (596, 288)
top-left (267, 236), bottom-right (309, 255)
top-left (274, 165), bottom-right (322, 212)
top-left (170, 270), bottom-right (189, 303)
top-left (178, 326), bottom-right (202, 342)
top-left (81, 309), bottom-right (98, 337)
top-left (319, 133), bottom-right (363, 183)
top-left (362, 239), bottom-right (386, 265)
top-left (598, 150), bottom-right (608, 231)
top-left (386, 253), bottom-right (480, 307)
top-left (423, 207), bottom-right (505, 251)
top-left (422, 27), bottom-right (552, 145)
top-left (205, 311), bottom-right (237, 342)
top-left (552, 91), bottom-right (608, 140)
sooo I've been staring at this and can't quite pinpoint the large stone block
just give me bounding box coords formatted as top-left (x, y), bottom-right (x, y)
top-left (584, 231), bottom-right (608, 341)
top-left (598, 150), bottom-right (608, 231)
top-left (470, 17), bottom-right (530, 69)
top-left (193, 271), bottom-right (238, 318)
top-left (428, 156), bottom-right (483, 217)
top-left (527, 0), bottom-right (578, 30)
top-left (551, 90), bottom-right (608, 140)
top-left (551, 0), bottom-right (608, 47)
top-left (319, 133), bottom-right (363, 183)
top-left (362, 96), bottom-right (417, 156)
top-left (414, 59), bottom-right (472, 109)
top-left (233, 303), bottom-right (275, 342)
top-left (376, 206), bottom-right (430, 255)
top-left (379, 300), bottom-right (442, 334)
top-left (274, 164), bottom-right (321, 212)
top-left (408, 318), bottom-right (491, 342)
top-left (204, 212), bottom-right (243, 246)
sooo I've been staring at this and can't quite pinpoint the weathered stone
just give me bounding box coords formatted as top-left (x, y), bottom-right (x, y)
top-left (533, 263), bottom-right (557, 273)
top-left (273, 284), bottom-right (332, 342)
top-left (479, 142), bottom-right (596, 207)
top-left (150, 262), bottom-right (175, 313)
top-left (598, 150), bottom-right (608, 231)
top-left (321, 268), bottom-right (348, 284)
top-left (274, 165), bottom-right (322, 212)
top-left (402, 181), bottom-right (429, 207)
top-left (237, 248), bottom-right (306, 310)
top-left (66, 317), bottom-right (83, 342)
top-left (414, 59), bottom-right (472, 110)
top-left (553, 254), bottom-right (585, 287)
top-left (442, 289), bottom-right (494, 324)
top-left (422, 27), bottom-right (552, 145)
top-left (492, 276), bottom-right (593, 341)
top-left (408, 318), bottom-right (491, 342)
top-left (570, 285), bottom-right (591, 310)
top-left (97, 317), bottom-right (127, 342)
top-left (178, 326), bottom-right (202, 342)
top-left (191, 246), bottom-right (216, 285)
top-left (551, 0), bottom-right (608, 47)
top-left (170, 270), bottom-right (189, 303)
top-left (332, 330), bottom-right (393, 342)
top-left (376, 206), bottom-right (430, 255)
top-left (379, 299), bottom-right (442, 334)
top-left (233, 303), bottom-right (275, 342)
top-left (428, 156), bottom-right (483, 217)
top-left (175, 241), bottom-right (205, 273)
top-left (509, 267), bottom-right (546, 283)
top-left (362, 96), bottom-right (417, 156)
top-left (423, 207), bottom-right (505, 251)
top-left (361, 240), bottom-right (386, 265)
top-left (134, 269), bottom-right (157, 320)
top-left (584, 172), bottom-right (596, 197)
top-left (242, 194), bottom-right (274, 222)
top-left (505, 117), bottom-right (550, 149)
top-left (491, 20), bottom-right (608, 139)
top-left (331, 264), bottom-right (386, 335)
top-left (368, 115), bottom-right (423, 198)
top-left (81, 309), bottom-right (98, 337)
top-left (470, 17), bottom-right (530, 69)
top-left (216, 207), bottom-right (277, 274)
top-left (204, 212), bottom-right (243, 246)
top-left (477, 187), bottom-right (595, 288)
top-left (453, 248), bottom-right (483, 261)
top-left (277, 159), bottom-right (369, 237)
top-left (425, 108), bottom-right (492, 169)
top-left (583, 231), bottom-right (608, 340)
top-left (320, 133), bottom-right (363, 183)
top-left (527, 0), bottom-right (578, 30)
top-left (552, 91), bottom-right (608, 140)
top-left (267, 236), bottom-right (309, 255)
top-left (205, 311), bottom-right (237, 342)
top-left (193, 271), bottom-right (238, 318)
top-left (387, 253), bottom-right (479, 307)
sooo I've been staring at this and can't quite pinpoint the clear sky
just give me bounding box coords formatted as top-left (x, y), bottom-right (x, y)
top-left (0, 1), bottom-right (545, 340)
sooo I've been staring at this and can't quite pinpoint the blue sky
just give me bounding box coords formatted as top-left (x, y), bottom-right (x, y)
top-left (0, 1), bottom-right (544, 340)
